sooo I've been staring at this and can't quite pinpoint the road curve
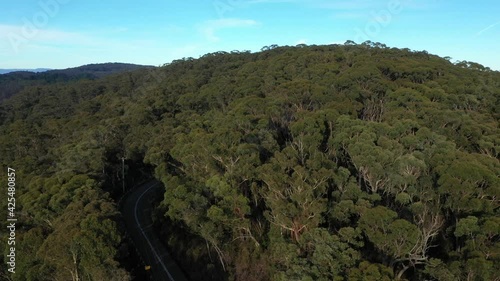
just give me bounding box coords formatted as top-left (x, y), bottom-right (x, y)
top-left (122, 180), bottom-right (189, 281)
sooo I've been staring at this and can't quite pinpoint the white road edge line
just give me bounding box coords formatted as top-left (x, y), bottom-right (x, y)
top-left (134, 182), bottom-right (175, 281)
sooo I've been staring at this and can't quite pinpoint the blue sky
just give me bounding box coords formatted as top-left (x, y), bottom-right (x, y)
top-left (0, 0), bottom-right (499, 70)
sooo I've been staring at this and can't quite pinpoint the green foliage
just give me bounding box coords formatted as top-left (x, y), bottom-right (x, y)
top-left (1, 43), bottom-right (499, 280)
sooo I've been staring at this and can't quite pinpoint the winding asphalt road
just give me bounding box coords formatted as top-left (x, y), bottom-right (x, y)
top-left (122, 181), bottom-right (189, 281)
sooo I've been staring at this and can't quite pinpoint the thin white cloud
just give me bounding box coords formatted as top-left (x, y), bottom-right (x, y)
top-left (314, 0), bottom-right (380, 10)
top-left (295, 39), bottom-right (307, 45)
top-left (0, 24), bottom-right (83, 42)
top-left (113, 27), bottom-right (129, 33)
top-left (477, 21), bottom-right (500, 36)
top-left (251, 0), bottom-right (420, 11)
top-left (164, 24), bottom-right (185, 34)
top-left (247, 0), bottom-right (300, 3)
top-left (332, 11), bottom-right (368, 19)
top-left (238, 0), bottom-right (372, 9)
top-left (0, 24), bottom-right (99, 53)
top-left (199, 18), bottom-right (259, 42)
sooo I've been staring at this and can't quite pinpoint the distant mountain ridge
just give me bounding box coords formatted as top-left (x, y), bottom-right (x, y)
top-left (0, 68), bottom-right (52, 74)
top-left (0, 62), bottom-right (154, 102)
top-left (44, 62), bottom-right (155, 78)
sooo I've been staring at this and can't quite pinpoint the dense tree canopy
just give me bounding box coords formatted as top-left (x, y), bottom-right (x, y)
top-left (1, 42), bottom-right (499, 281)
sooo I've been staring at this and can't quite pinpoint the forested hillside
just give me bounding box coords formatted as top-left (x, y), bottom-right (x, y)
top-left (0, 63), bottom-right (153, 102)
top-left (1, 42), bottom-right (499, 281)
